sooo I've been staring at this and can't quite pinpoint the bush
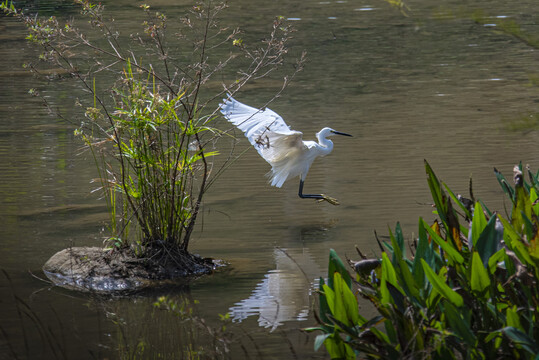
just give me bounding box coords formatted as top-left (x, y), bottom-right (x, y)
top-left (307, 161), bottom-right (539, 359)
top-left (1, 0), bottom-right (304, 255)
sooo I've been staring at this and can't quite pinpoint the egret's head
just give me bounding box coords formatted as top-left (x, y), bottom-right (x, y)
top-left (318, 127), bottom-right (352, 138)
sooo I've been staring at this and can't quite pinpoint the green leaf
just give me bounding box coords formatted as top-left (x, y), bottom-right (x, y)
top-left (487, 248), bottom-right (505, 275)
top-left (444, 182), bottom-right (473, 222)
top-left (531, 187), bottom-right (539, 217)
top-left (388, 226), bottom-right (402, 264)
top-left (475, 214), bottom-right (501, 267)
top-left (512, 178), bottom-right (532, 231)
top-left (425, 160), bottom-right (446, 219)
top-left (502, 327), bottom-right (539, 355)
top-left (332, 271), bottom-right (360, 327)
top-left (484, 329), bottom-right (501, 343)
top-left (328, 249), bottom-right (351, 289)
top-left (499, 216), bottom-right (534, 266)
top-left (471, 202), bottom-right (487, 247)
top-left (425, 161), bottom-right (462, 250)
top-left (412, 218), bottom-right (431, 288)
top-left (494, 167), bottom-right (515, 202)
top-left (387, 282), bottom-right (405, 314)
top-left (422, 218), bottom-right (464, 264)
top-left (323, 333), bottom-right (356, 360)
top-left (395, 222), bottom-right (405, 258)
top-left (318, 277), bottom-right (331, 325)
top-left (421, 259), bottom-right (463, 307)
top-left (444, 301), bottom-right (476, 346)
top-left (322, 284), bottom-right (336, 320)
top-left (470, 251), bottom-right (490, 297)
top-left (314, 333), bottom-right (331, 351)
top-left (526, 166), bottom-right (539, 189)
top-left (381, 252), bottom-right (403, 304)
top-left (397, 257), bottom-right (421, 303)
top-left (505, 306), bottom-right (523, 331)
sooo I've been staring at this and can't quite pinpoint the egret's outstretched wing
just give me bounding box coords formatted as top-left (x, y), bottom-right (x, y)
top-left (220, 96), bottom-right (292, 137)
top-left (220, 96), bottom-right (305, 163)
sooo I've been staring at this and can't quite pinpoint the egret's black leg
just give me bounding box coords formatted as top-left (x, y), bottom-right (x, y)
top-left (298, 180), bottom-right (324, 199)
top-left (298, 180), bottom-right (340, 205)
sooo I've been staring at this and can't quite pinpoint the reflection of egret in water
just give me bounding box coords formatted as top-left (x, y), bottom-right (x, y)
top-left (229, 247), bottom-right (322, 331)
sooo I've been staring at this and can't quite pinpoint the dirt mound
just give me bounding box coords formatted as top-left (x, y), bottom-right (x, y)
top-left (43, 246), bottom-right (221, 294)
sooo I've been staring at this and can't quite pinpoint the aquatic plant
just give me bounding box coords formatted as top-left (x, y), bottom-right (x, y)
top-left (307, 161), bottom-right (539, 359)
top-left (0, 1), bottom-right (304, 256)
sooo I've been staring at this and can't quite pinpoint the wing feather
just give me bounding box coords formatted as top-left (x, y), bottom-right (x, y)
top-left (220, 96), bottom-right (300, 144)
top-left (220, 95), bottom-right (308, 187)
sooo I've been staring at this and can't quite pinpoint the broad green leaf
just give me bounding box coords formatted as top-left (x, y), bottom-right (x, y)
top-left (502, 327), bottom-right (539, 355)
top-left (499, 216), bottom-right (534, 266)
top-left (413, 218), bottom-right (433, 288)
top-left (514, 240), bottom-right (534, 267)
top-left (499, 215), bottom-right (522, 246)
top-left (475, 214), bottom-right (502, 267)
top-left (333, 271), bottom-right (360, 327)
top-left (387, 282), bottom-right (405, 314)
top-left (531, 187), bottom-right (539, 216)
top-left (381, 252), bottom-right (403, 305)
top-left (384, 317), bottom-right (398, 344)
top-left (487, 248), bottom-right (505, 275)
top-left (424, 161), bottom-right (462, 250)
top-left (322, 284), bottom-right (336, 319)
top-left (494, 167), bottom-right (515, 202)
top-left (421, 259), bottom-right (463, 307)
top-left (444, 182), bottom-right (472, 222)
top-left (328, 249), bottom-right (351, 289)
top-left (479, 199), bottom-right (494, 217)
top-left (444, 300), bottom-right (476, 346)
top-left (314, 333), bottom-right (331, 351)
top-left (357, 317), bottom-right (392, 348)
top-left (425, 160), bottom-right (445, 218)
top-left (380, 256), bottom-right (391, 305)
top-left (422, 218), bottom-right (464, 264)
top-left (505, 306), bottom-right (523, 331)
top-left (318, 277), bottom-right (331, 325)
top-left (397, 257), bottom-right (421, 302)
top-left (526, 166), bottom-right (539, 188)
top-left (395, 222), bottom-right (405, 258)
top-left (388, 226), bottom-right (402, 264)
top-left (323, 333), bottom-right (356, 360)
top-left (512, 179), bottom-right (532, 231)
top-left (471, 202), bottom-right (487, 247)
top-left (484, 330), bottom-right (501, 343)
top-left (470, 251), bottom-right (490, 297)
top-left (530, 237), bottom-right (539, 262)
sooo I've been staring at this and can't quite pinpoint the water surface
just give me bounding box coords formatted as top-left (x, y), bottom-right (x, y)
top-left (1, 0), bottom-right (539, 358)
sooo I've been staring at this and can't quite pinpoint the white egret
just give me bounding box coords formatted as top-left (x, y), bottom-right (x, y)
top-left (220, 95), bottom-right (352, 205)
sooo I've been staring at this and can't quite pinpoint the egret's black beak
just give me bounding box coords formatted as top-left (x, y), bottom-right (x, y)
top-left (331, 130), bottom-right (353, 137)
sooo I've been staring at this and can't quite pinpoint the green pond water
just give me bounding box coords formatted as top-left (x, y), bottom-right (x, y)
top-left (1, 0), bottom-right (539, 358)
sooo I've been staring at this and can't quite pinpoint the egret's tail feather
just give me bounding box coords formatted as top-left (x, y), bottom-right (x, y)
top-left (266, 156), bottom-right (307, 188)
top-left (266, 169), bottom-right (288, 188)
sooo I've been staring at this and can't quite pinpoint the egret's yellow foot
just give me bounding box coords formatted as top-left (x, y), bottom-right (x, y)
top-left (317, 194), bottom-right (340, 206)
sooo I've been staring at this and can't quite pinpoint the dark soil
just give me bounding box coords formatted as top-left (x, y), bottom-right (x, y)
top-left (43, 245), bottom-right (222, 294)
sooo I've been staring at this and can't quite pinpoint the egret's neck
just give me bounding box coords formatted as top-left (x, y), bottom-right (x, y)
top-left (317, 133), bottom-right (334, 154)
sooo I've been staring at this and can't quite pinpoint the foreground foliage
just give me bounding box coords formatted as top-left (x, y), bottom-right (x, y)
top-left (307, 161), bottom-right (539, 359)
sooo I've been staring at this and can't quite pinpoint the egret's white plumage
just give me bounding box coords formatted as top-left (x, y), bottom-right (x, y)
top-left (220, 95), bottom-right (351, 203)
